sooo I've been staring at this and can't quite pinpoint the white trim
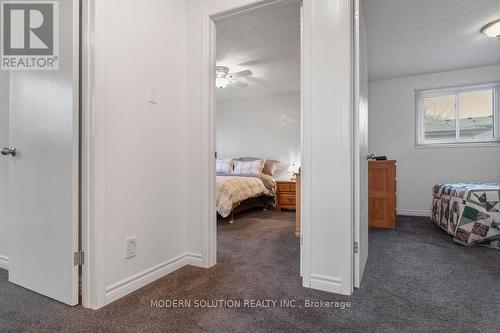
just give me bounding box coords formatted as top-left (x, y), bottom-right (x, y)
top-left (200, 11), bottom-right (217, 269)
top-left (104, 253), bottom-right (202, 305)
top-left (310, 274), bottom-right (343, 294)
top-left (397, 209), bottom-right (431, 218)
top-left (81, 0), bottom-right (107, 310)
top-left (0, 255), bottom-right (9, 270)
top-left (300, 0), bottom-right (312, 289)
top-left (416, 142), bottom-right (500, 149)
top-left (184, 253), bottom-right (204, 267)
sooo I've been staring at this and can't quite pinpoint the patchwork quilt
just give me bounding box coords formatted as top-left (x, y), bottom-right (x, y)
top-left (432, 183), bottom-right (500, 248)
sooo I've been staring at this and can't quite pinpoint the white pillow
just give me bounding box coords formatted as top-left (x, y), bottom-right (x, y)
top-left (233, 159), bottom-right (266, 175)
top-left (216, 159), bottom-right (234, 173)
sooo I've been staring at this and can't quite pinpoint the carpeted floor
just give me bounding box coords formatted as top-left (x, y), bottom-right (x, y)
top-left (1, 211), bottom-right (499, 332)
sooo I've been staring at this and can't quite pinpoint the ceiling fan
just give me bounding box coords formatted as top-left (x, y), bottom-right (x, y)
top-left (216, 66), bottom-right (253, 89)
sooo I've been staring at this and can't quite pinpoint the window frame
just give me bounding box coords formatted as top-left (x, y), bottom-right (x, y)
top-left (415, 82), bottom-right (500, 148)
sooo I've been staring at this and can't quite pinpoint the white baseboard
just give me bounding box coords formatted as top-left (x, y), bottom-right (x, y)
top-left (397, 209), bottom-right (431, 217)
top-left (0, 255), bottom-right (9, 270)
top-left (105, 252), bottom-right (202, 305)
top-left (184, 252), bottom-right (204, 267)
top-left (310, 274), bottom-right (343, 294)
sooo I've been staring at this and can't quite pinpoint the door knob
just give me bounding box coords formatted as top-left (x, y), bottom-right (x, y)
top-left (1, 147), bottom-right (16, 157)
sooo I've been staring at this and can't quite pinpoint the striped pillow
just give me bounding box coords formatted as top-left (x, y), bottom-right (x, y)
top-left (233, 159), bottom-right (266, 175)
top-left (216, 159), bottom-right (234, 173)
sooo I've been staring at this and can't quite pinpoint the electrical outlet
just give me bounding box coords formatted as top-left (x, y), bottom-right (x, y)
top-left (126, 237), bottom-right (137, 259)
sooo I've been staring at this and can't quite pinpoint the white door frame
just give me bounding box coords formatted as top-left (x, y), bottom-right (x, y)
top-left (80, 0), bottom-right (107, 309)
top-left (198, 0), bottom-right (313, 286)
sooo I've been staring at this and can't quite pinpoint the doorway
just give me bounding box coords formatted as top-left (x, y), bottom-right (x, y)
top-left (0, 0), bottom-right (81, 306)
top-left (196, 0), bottom-right (359, 295)
top-left (213, 0), bottom-right (302, 280)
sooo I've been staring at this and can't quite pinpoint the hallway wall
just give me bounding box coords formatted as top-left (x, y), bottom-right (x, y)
top-left (92, 0), bottom-right (192, 305)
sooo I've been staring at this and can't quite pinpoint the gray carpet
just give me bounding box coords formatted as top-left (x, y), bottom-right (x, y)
top-left (1, 211), bottom-right (499, 332)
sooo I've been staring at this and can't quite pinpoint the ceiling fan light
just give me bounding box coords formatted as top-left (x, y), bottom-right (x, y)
top-left (215, 66), bottom-right (230, 89)
top-left (481, 19), bottom-right (500, 39)
top-left (216, 77), bottom-right (229, 89)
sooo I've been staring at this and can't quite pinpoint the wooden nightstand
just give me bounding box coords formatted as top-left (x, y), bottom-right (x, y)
top-left (276, 180), bottom-right (297, 211)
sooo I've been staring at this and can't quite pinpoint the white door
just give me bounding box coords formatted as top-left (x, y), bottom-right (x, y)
top-left (4, 0), bottom-right (79, 306)
top-left (353, 0), bottom-right (369, 288)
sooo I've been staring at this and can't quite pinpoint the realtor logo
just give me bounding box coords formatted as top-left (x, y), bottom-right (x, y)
top-left (1, 1), bottom-right (59, 70)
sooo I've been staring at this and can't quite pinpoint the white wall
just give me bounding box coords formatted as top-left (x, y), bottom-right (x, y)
top-left (369, 65), bottom-right (500, 215)
top-left (0, 72), bottom-right (8, 269)
top-left (216, 92), bottom-right (300, 178)
top-left (91, 0), bottom-right (192, 304)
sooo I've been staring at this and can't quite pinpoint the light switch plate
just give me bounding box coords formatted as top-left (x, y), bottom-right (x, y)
top-left (126, 237), bottom-right (137, 259)
top-left (148, 85), bottom-right (158, 104)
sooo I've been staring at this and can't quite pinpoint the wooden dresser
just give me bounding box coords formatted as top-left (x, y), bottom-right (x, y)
top-left (368, 160), bottom-right (397, 229)
top-left (276, 180), bottom-right (297, 211)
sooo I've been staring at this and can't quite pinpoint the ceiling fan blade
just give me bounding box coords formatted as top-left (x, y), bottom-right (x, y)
top-left (231, 81), bottom-right (248, 88)
top-left (230, 70), bottom-right (253, 78)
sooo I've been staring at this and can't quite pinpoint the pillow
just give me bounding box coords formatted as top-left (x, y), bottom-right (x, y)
top-left (263, 160), bottom-right (279, 176)
top-left (216, 159), bottom-right (234, 173)
top-left (233, 159), bottom-right (266, 175)
top-left (236, 157), bottom-right (280, 176)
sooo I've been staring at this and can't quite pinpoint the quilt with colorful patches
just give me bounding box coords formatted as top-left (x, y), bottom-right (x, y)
top-left (432, 183), bottom-right (500, 248)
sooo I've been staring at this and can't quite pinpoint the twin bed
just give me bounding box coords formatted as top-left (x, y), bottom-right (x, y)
top-left (432, 183), bottom-right (500, 248)
top-left (216, 158), bottom-right (278, 222)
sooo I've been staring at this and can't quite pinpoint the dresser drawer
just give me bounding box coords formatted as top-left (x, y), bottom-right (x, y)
top-left (279, 194), bottom-right (296, 206)
top-left (277, 183), bottom-right (295, 193)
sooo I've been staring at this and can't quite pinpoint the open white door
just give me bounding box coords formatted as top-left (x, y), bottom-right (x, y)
top-left (353, 0), bottom-right (369, 288)
top-left (5, 0), bottom-right (80, 305)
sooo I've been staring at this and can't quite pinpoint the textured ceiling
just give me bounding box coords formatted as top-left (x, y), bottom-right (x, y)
top-left (215, 1), bottom-right (300, 102)
top-left (362, 0), bottom-right (500, 81)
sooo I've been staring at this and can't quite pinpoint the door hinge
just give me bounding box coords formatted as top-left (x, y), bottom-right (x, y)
top-left (354, 242), bottom-right (359, 254)
top-left (215, 151), bottom-right (218, 159)
top-left (74, 251), bottom-right (84, 266)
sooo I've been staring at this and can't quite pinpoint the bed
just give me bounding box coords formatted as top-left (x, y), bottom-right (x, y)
top-left (432, 183), bottom-right (500, 248)
top-left (216, 173), bottom-right (276, 222)
top-left (215, 158), bottom-right (279, 222)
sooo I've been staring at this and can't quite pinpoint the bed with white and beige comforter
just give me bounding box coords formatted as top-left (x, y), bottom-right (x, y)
top-left (216, 173), bottom-right (276, 218)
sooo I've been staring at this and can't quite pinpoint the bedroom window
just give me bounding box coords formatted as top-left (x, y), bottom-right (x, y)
top-left (416, 83), bottom-right (500, 146)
